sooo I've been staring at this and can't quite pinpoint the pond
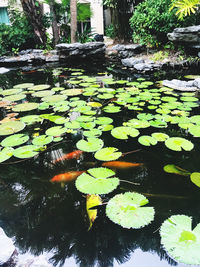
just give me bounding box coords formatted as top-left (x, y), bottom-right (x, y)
top-left (0, 64), bottom-right (200, 267)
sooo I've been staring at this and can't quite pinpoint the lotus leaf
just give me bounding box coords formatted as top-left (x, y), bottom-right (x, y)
top-left (190, 115), bottom-right (200, 124)
top-left (111, 127), bottom-right (139, 140)
top-left (0, 147), bottom-right (14, 163)
top-left (95, 117), bottom-right (113, 125)
top-left (164, 164), bottom-right (191, 176)
top-left (51, 87), bottom-right (65, 91)
top-left (106, 192), bottom-right (155, 229)
top-left (12, 103), bottom-right (39, 112)
top-left (160, 215), bottom-right (200, 265)
top-left (76, 137), bottom-right (104, 152)
top-left (29, 84), bottom-right (50, 91)
top-left (165, 137), bottom-right (194, 151)
top-left (70, 100), bottom-right (86, 107)
top-left (138, 135), bottom-right (157, 146)
top-left (0, 121), bottom-right (25, 135)
top-left (13, 83), bottom-right (34, 89)
top-left (151, 133), bottom-right (169, 142)
top-left (94, 147), bottom-right (122, 161)
top-left (65, 120), bottom-right (80, 129)
top-left (54, 117), bottom-right (69, 124)
top-left (1, 134), bottom-right (29, 147)
top-left (32, 135), bottom-right (53, 146)
top-left (45, 126), bottom-right (66, 136)
top-left (75, 167), bottom-right (119, 194)
top-left (3, 94), bottom-right (26, 102)
top-left (97, 93), bottom-right (114, 99)
top-left (13, 145), bottom-right (40, 159)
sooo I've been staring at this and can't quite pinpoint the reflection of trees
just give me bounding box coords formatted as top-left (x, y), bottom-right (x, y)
top-left (0, 149), bottom-right (189, 267)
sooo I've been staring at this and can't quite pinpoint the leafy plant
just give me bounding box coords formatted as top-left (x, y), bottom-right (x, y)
top-left (170, 0), bottom-right (200, 19)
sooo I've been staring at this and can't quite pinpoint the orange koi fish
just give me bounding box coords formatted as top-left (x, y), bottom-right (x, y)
top-left (102, 161), bottom-right (144, 169)
top-left (21, 70), bottom-right (37, 74)
top-left (50, 170), bottom-right (85, 183)
top-left (53, 150), bottom-right (83, 163)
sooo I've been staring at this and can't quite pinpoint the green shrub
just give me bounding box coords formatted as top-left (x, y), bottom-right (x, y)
top-left (130, 0), bottom-right (200, 47)
top-left (0, 9), bottom-right (35, 56)
top-left (105, 24), bottom-right (116, 38)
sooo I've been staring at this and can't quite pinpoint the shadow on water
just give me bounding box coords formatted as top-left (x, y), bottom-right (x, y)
top-left (0, 64), bottom-right (200, 266)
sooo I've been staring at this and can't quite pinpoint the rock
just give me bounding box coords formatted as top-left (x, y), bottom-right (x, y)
top-left (0, 227), bottom-right (16, 265)
top-left (111, 44), bottom-right (144, 58)
top-left (121, 57), bottom-right (145, 67)
top-left (163, 79), bottom-right (198, 91)
top-left (0, 67), bottom-right (10, 74)
top-left (194, 78), bottom-right (200, 89)
top-left (17, 255), bottom-right (52, 267)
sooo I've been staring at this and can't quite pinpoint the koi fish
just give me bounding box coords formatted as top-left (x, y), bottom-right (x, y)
top-left (102, 161), bottom-right (144, 169)
top-left (53, 150), bottom-right (83, 163)
top-left (21, 70), bottom-right (37, 74)
top-left (86, 194), bottom-right (102, 231)
top-left (50, 170), bottom-right (85, 183)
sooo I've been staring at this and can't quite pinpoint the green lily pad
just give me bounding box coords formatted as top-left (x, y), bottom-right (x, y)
top-left (188, 125), bottom-right (200, 137)
top-left (0, 147), bottom-right (14, 163)
top-left (180, 96), bottom-right (198, 102)
top-left (0, 121), bottom-right (25, 136)
top-left (95, 117), bottom-right (113, 125)
top-left (20, 115), bottom-right (42, 125)
top-left (111, 127), bottom-right (139, 139)
top-left (32, 135), bottom-right (53, 146)
top-left (42, 95), bottom-right (67, 103)
top-left (190, 115), bottom-right (200, 124)
top-left (76, 115), bottom-right (93, 122)
top-left (95, 147), bottom-right (122, 161)
top-left (76, 137), bottom-right (104, 152)
top-left (106, 192), bottom-right (155, 229)
top-left (190, 172), bottom-right (200, 188)
top-left (164, 164), bottom-right (191, 176)
top-left (83, 129), bottom-right (102, 138)
top-left (98, 124), bottom-right (114, 131)
top-left (13, 145), bottom-right (40, 159)
top-left (184, 75), bottom-right (200, 79)
top-left (150, 120), bottom-right (167, 128)
top-left (32, 90), bottom-right (55, 98)
top-left (103, 105), bottom-right (121, 113)
top-left (151, 132), bottom-right (169, 142)
top-left (138, 136), bottom-right (157, 146)
top-left (1, 134), bottom-right (29, 147)
top-left (160, 215), bottom-right (200, 265)
top-left (124, 119), bottom-right (150, 129)
top-left (29, 84), bottom-right (50, 91)
top-left (75, 167), bottom-right (119, 194)
top-left (137, 113), bottom-right (154, 121)
top-left (65, 121), bottom-right (80, 129)
top-left (80, 122), bottom-right (96, 130)
top-left (3, 94), bottom-right (26, 102)
top-left (61, 89), bottom-right (83, 96)
top-left (12, 103), bottom-right (39, 112)
top-left (1, 89), bottom-right (22, 96)
top-left (45, 126), bottom-right (66, 136)
top-left (165, 137), bottom-right (194, 151)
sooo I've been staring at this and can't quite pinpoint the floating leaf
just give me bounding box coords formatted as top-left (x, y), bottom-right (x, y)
top-left (29, 84), bottom-right (50, 91)
top-left (61, 89), bottom-right (83, 96)
top-left (164, 164), bottom-right (191, 176)
top-left (12, 103), bottom-right (39, 112)
top-left (124, 119), bottom-right (150, 129)
top-left (151, 132), bottom-right (169, 142)
top-left (0, 147), bottom-right (14, 163)
top-left (20, 115), bottom-right (42, 125)
top-left (103, 105), bottom-right (121, 113)
top-left (95, 147), bottom-right (122, 161)
top-left (160, 215), bottom-right (200, 265)
top-left (32, 90), bottom-right (55, 98)
top-left (65, 121), bottom-right (80, 129)
top-left (86, 194), bottom-right (102, 230)
top-left (87, 102), bottom-right (102, 108)
top-left (1, 134), bottom-right (29, 147)
top-left (150, 120), bottom-right (167, 128)
top-left (106, 192), bottom-right (155, 229)
top-left (3, 94), bottom-right (26, 102)
top-left (0, 121), bottom-right (25, 136)
top-left (1, 88), bottom-right (22, 96)
top-left (190, 172), bottom-right (200, 188)
top-left (45, 126), bottom-right (66, 136)
top-left (98, 124), bottom-right (114, 131)
top-left (95, 117), bottom-right (113, 125)
top-left (138, 136), bottom-right (157, 146)
top-left (13, 145), bottom-right (40, 159)
top-left (14, 83), bottom-right (34, 89)
top-left (111, 127), bottom-right (139, 139)
top-left (165, 137), bottom-right (194, 151)
top-left (137, 113), bottom-right (154, 121)
top-left (76, 138), bottom-right (104, 152)
top-left (188, 125), bottom-right (200, 137)
top-left (32, 135), bottom-right (53, 146)
top-left (75, 167), bottom-right (119, 194)
top-left (42, 95), bottom-right (67, 103)
top-left (83, 129), bottom-right (102, 138)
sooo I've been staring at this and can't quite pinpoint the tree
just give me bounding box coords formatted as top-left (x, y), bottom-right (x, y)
top-left (20, 0), bottom-right (47, 46)
top-left (70, 0), bottom-right (77, 43)
top-left (47, 0), bottom-right (60, 45)
top-left (170, 0), bottom-right (200, 18)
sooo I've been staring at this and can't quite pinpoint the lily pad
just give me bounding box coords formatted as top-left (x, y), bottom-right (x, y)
top-left (13, 145), bottom-right (40, 159)
top-left (45, 126), bottom-right (66, 136)
top-left (12, 103), bottom-right (39, 112)
top-left (151, 133), bottom-right (169, 142)
top-left (29, 84), bottom-right (50, 91)
top-left (106, 192), bottom-right (155, 229)
top-left (95, 147), bottom-right (122, 161)
top-left (76, 137), bottom-right (104, 152)
top-left (95, 117), bottom-right (113, 125)
top-left (160, 215), bottom-right (200, 265)
top-left (32, 135), bottom-right (53, 146)
top-left (190, 172), bottom-right (200, 188)
top-left (188, 125), bottom-right (200, 137)
top-left (138, 136), bottom-right (157, 146)
top-left (20, 115), bottom-right (42, 125)
top-left (0, 121), bottom-right (25, 136)
top-left (83, 129), bottom-right (102, 138)
top-left (3, 94), bottom-right (26, 102)
top-left (111, 127), bottom-right (139, 139)
top-left (75, 167), bottom-right (119, 194)
top-left (42, 95), bottom-right (67, 103)
top-left (103, 105), bottom-right (121, 113)
top-left (165, 137), bottom-right (194, 151)
top-left (32, 90), bottom-right (55, 98)
top-left (0, 147), bottom-right (14, 163)
top-left (1, 88), bottom-right (22, 96)
top-left (164, 164), bottom-right (191, 176)
top-left (65, 121), bottom-right (80, 129)
top-left (1, 134), bottom-right (29, 147)
top-left (61, 89), bottom-right (83, 96)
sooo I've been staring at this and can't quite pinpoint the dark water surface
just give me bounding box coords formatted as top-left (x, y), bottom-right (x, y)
top-left (0, 64), bottom-right (199, 267)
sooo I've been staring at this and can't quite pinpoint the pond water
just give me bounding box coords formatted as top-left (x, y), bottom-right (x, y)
top-left (0, 64), bottom-right (200, 267)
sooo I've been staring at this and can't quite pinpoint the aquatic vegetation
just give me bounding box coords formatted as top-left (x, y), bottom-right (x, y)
top-left (138, 135), bottom-right (157, 146)
top-left (86, 194), bottom-right (102, 230)
top-left (0, 121), bottom-right (25, 135)
top-left (190, 172), bottom-right (200, 188)
top-left (1, 134), bottom-right (29, 147)
top-left (163, 164), bottom-right (191, 176)
top-left (76, 138), bottom-right (104, 152)
top-left (94, 147), bottom-right (122, 161)
top-left (111, 126), bottom-right (139, 140)
top-left (165, 137), bottom-right (194, 151)
top-left (106, 192), bottom-right (155, 229)
top-left (160, 215), bottom-right (200, 265)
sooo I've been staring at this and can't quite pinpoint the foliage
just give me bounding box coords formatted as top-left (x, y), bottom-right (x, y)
top-left (0, 9), bottom-right (35, 55)
top-left (130, 0), bottom-right (200, 47)
top-left (170, 0), bottom-right (200, 19)
top-left (105, 24), bottom-right (116, 38)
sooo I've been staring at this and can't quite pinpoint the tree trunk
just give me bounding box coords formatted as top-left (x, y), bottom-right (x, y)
top-left (70, 0), bottom-right (77, 43)
top-left (49, 0), bottom-right (59, 45)
top-left (20, 0), bottom-right (47, 47)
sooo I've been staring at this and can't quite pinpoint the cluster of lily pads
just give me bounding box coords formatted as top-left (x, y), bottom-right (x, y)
top-left (0, 68), bottom-right (200, 264)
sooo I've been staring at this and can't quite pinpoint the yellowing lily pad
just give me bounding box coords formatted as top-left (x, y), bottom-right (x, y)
top-left (0, 121), bottom-right (25, 136)
top-left (12, 103), bottom-right (39, 112)
top-left (0, 147), bottom-right (14, 163)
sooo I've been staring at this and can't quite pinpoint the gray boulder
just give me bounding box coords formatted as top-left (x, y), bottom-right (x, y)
top-left (0, 67), bottom-right (10, 74)
top-left (121, 58), bottom-right (145, 67)
top-left (0, 227), bottom-right (16, 265)
top-left (163, 79), bottom-right (198, 91)
top-left (194, 78), bottom-right (200, 89)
